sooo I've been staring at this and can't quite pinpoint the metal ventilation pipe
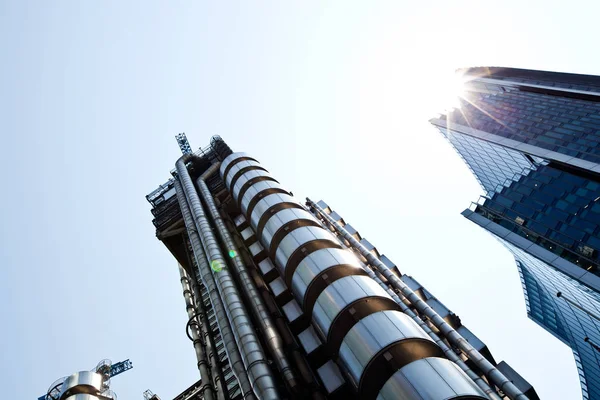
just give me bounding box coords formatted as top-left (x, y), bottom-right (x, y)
top-left (307, 198), bottom-right (528, 400)
top-left (178, 264), bottom-right (216, 400)
top-left (176, 156), bottom-right (280, 400)
top-left (173, 178), bottom-right (254, 400)
top-left (221, 152), bottom-right (488, 400)
top-left (188, 266), bottom-right (227, 400)
top-left (196, 165), bottom-right (299, 392)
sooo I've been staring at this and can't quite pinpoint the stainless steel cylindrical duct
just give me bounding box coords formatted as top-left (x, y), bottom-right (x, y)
top-left (58, 371), bottom-right (104, 400)
top-left (307, 198), bottom-right (528, 400)
top-left (377, 357), bottom-right (491, 400)
top-left (178, 264), bottom-right (216, 400)
top-left (63, 395), bottom-right (103, 400)
top-left (360, 262), bottom-right (501, 399)
top-left (321, 230), bottom-right (499, 398)
top-left (196, 166), bottom-right (299, 392)
top-left (220, 152), bottom-right (488, 400)
top-left (176, 157), bottom-right (279, 400)
top-left (188, 267), bottom-right (227, 400)
top-left (173, 177), bottom-right (254, 400)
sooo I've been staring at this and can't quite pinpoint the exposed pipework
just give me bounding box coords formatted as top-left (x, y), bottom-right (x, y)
top-left (196, 164), bottom-right (299, 392)
top-left (173, 177), bottom-right (254, 400)
top-left (223, 218), bottom-right (326, 399)
top-left (176, 156), bottom-right (280, 400)
top-left (188, 267), bottom-right (227, 400)
top-left (307, 198), bottom-right (528, 400)
top-left (178, 264), bottom-right (216, 400)
top-left (220, 152), bottom-right (488, 400)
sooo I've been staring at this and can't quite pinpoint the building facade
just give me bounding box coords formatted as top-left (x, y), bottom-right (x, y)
top-left (431, 67), bottom-right (600, 400)
top-left (146, 134), bottom-right (537, 399)
top-left (39, 359), bottom-right (132, 400)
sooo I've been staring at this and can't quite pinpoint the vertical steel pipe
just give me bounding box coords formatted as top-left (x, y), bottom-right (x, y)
top-left (307, 198), bottom-right (528, 400)
top-left (178, 264), bottom-right (216, 400)
top-left (197, 165), bottom-right (299, 392)
top-left (174, 177), bottom-right (254, 400)
top-left (188, 268), bottom-right (227, 400)
top-left (176, 156), bottom-right (279, 400)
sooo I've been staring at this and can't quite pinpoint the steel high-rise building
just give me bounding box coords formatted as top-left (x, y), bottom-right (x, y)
top-left (431, 67), bottom-right (600, 400)
top-left (146, 134), bottom-right (537, 400)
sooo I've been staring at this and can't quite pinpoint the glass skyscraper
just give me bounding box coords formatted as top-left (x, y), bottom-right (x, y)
top-left (432, 67), bottom-right (600, 400)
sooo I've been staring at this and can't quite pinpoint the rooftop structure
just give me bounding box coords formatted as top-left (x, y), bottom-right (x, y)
top-left (39, 359), bottom-right (132, 400)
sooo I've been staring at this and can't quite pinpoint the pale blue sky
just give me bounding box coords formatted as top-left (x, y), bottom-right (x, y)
top-left (2, 1), bottom-right (598, 399)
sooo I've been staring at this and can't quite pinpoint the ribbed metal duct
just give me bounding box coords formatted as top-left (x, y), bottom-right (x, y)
top-left (58, 372), bottom-right (103, 400)
top-left (176, 157), bottom-right (279, 400)
top-left (358, 259), bottom-right (500, 399)
top-left (188, 267), bottom-right (228, 400)
top-left (377, 357), bottom-right (487, 400)
top-left (304, 206), bottom-right (499, 399)
top-left (173, 177), bottom-right (254, 399)
top-left (307, 198), bottom-right (528, 400)
top-left (178, 264), bottom-right (215, 400)
top-left (220, 152), bottom-right (488, 400)
top-left (196, 164), bottom-right (298, 392)
top-left (63, 395), bottom-right (102, 400)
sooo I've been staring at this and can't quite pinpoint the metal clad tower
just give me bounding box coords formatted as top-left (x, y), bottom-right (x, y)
top-left (147, 136), bottom-right (537, 399)
top-left (39, 359), bottom-right (132, 400)
top-left (432, 67), bottom-right (600, 400)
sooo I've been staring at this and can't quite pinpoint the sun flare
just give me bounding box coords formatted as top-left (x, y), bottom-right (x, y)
top-left (438, 72), bottom-right (468, 112)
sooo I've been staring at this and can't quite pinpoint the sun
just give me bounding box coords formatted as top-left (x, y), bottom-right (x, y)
top-left (437, 71), bottom-right (468, 112)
